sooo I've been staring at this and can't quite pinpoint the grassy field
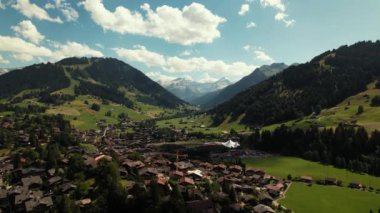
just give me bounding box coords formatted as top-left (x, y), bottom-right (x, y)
top-left (157, 114), bottom-right (249, 134)
top-left (243, 156), bottom-right (380, 189)
top-left (280, 182), bottom-right (380, 213)
top-left (263, 82), bottom-right (380, 132)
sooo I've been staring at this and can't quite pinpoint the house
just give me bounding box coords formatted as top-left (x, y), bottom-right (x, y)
top-left (185, 200), bottom-right (216, 213)
top-left (61, 183), bottom-right (77, 194)
top-left (122, 160), bottom-right (145, 169)
top-left (229, 165), bottom-right (243, 173)
top-left (253, 204), bottom-right (275, 213)
top-left (246, 168), bottom-right (265, 176)
top-left (348, 182), bottom-right (363, 189)
top-left (25, 196), bottom-right (53, 212)
top-left (22, 176), bottom-right (42, 189)
top-left (300, 176), bottom-right (313, 183)
top-left (325, 177), bottom-right (338, 185)
top-left (138, 167), bottom-right (158, 178)
top-left (179, 177), bottom-right (195, 186)
top-left (258, 192), bottom-right (273, 205)
top-left (48, 176), bottom-right (63, 186)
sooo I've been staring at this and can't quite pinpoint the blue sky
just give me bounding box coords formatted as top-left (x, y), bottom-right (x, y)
top-left (0, 0), bottom-right (379, 82)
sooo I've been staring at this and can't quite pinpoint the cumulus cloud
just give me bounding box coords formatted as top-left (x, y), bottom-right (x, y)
top-left (50, 41), bottom-right (104, 61)
top-left (0, 54), bottom-right (9, 64)
top-left (146, 71), bottom-right (177, 85)
top-left (81, 0), bottom-right (226, 45)
top-left (11, 20), bottom-right (45, 44)
top-left (275, 12), bottom-right (295, 27)
top-left (45, 0), bottom-right (79, 22)
top-left (0, 36), bottom-right (52, 58)
top-left (260, 0), bottom-right (295, 27)
top-left (243, 45), bottom-right (251, 51)
top-left (238, 4), bottom-right (250, 16)
top-left (113, 45), bottom-right (166, 68)
top-left (114, 45), bottom-right (257, 77)
top-left (0, 35), bottom-right (102, 62)
top-left (254, 50), bottom-right (274, 62)
top-left (12, 0), bottom-right (63, 23)
top-left (246, 22), bottom-right (257, 28)
top-left (199, 73), bottom-right (218, 83)
top-left (180, 50), bottom-right (192, 56)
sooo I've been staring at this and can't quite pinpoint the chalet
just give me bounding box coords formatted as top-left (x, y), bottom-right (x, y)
top-left (77, 198), bottom-right (92, 208)
top-left (122, 160), bottom-right (145, 169)
top-left (246, 168), bottom-right (265, 176)
top-left (253, 204), bottom-right (275, 213)
top-left (22, 176), bottom-right (42, 189)
top-left (170, 170), bottom-right (184, 179)
top-left (61, 183), bottom-right (77, 194)
top-left (138, 167), bottom-right (159, 178)
top-left (258, 192), bottom-right (273, 205)
top-left (156, 174), bottom-right (169, 186)
top-left (25, 196), bottom-right (53, 212)
top-left (348, 182), bottom-right (363, 189)
top-left (187, 169), bottom-right (203, 180)
top-left (213, 164), bottom-right (227, 172)
top-left (15, 190), bottom-right (43, 210)
top-left (175, 161), bottom-right (194, 170)
top-left (300, 176), bottom-right (313, 183)
top-left (179, 177), bottom-right (195, 186)
top-left (48, 176), bottom-right (63, 186)
top-left (229, 165), bottom-right (243, 174)
top-left (325, 177), bottom-right (338, 185)
top-left (83, 156), bottom-right (97, 169)
top-left (185, 200), bottom-right (216, 213)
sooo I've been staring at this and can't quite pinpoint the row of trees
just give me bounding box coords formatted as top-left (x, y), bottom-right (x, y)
top-left (241, 124), bottom-right (380, 176)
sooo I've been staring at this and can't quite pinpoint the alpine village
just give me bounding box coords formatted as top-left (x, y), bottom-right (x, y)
top-left (0, 0), bottom-right (380, 213)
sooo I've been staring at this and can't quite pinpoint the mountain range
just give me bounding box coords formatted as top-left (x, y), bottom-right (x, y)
top-left (159, 77), bottom-right (232, 102)
top-left (211, 41), bottom-right (380, 126)
top-left (193, 63), bottom-right (288, 109)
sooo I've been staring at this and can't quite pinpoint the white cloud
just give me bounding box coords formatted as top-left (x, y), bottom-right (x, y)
top-left (44, 0), bottom-right (79, 22)
top-left (61, 6), bottom-right (79, 22)
top-left (0, 35), bottom-right (103, 62)
top-left (199, 73), bottom-right (217, 83)
top-left (81, 0), bottom-right (226, 45)
top-left (113, 45), bottom-right (166, 68)
top-left (0, 54), bottom-right (9, 64)
top-left (11, 20), bottom-right (45, 44)
top-left (254, 50), bottom-right (274, 62)
top-left (246, 22), bottom-right (257, 28)
top-left (50, 41), bottom-right (104, 61)
top-left (0, 36), bottom-right (52, 58)
top-left (12, 0), bottom-right (63, 23)
top-left (275, 12), bottom-right (295, 27)
top-left (260, 0), bottom-right (295, 27)
top-left (95, 43), bottom-right (104, 49)
top-left (0, 0), bottom-right (5, 10)
top-left (180, 50), bottom-right (192, 56)
top-left (243, 45), bottom-right (251, 51)
top-left (260, 0), bottom-right (285, 12)
top-left (146, 71), bottom-right (177, 85)
top-left (238, 4), bottom-right (250, 16)
top-left (114, 45), bottom-right (257, 77)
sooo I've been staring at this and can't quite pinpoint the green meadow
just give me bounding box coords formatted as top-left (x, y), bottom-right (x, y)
top-left (280, 182), bottom-right (380, 213)
top-left (243, 156), bottom-right (380, 189)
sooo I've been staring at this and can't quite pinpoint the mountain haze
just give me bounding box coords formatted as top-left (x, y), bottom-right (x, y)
top-left (160, 77), bottom-right (231, 102)
top-left (193, 63), bottom-right (288, 109)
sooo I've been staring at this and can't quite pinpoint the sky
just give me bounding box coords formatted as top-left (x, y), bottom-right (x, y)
top-left (0, 0), bottom-right (379, 83)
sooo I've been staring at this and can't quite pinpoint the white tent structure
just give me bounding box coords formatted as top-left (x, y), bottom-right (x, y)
top-left (222, 140), bottom-right (240, 149)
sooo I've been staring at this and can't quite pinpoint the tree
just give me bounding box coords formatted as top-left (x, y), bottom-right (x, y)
top-left (91, 103), bottom-right (101, 111)
top-left (105, 110), bottom-right (112, 117)
top-left (357, 105), bottom-right (364, 115)
top-left (46, 143), bottom-right (61, 169)
top-left (287, 174), bottom-right (292, 180)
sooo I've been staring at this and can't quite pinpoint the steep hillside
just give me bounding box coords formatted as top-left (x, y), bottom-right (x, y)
top-left (0, 57), bottom-right (188, 129)
top-left (161, 77), bottom-right (231, 102)
top-left (211, 41), bottom-right (380, 126)
top-left (194, 63), bottom-right (287, 108)
top-left (0, 68), bottom-right (9, 75)
top-left (263, 81), bottom-right (380, 133)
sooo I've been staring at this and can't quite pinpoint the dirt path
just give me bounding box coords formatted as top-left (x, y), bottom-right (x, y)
top-left (276, 182), bottom-right (292, 202)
